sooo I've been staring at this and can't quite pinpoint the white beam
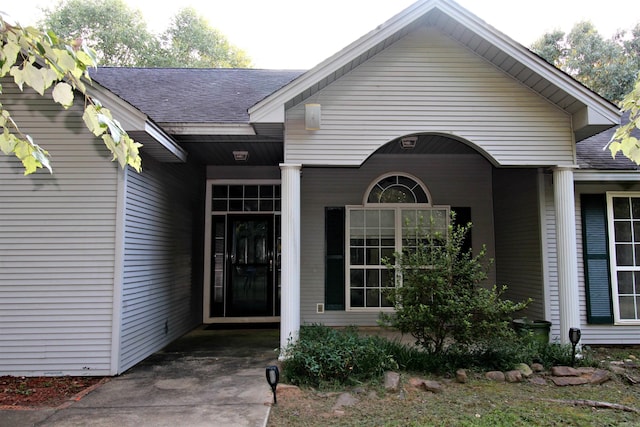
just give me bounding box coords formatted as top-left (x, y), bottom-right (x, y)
top-left (279, 163), bottom-right (302, 357)
top-left (553, 167), bottom-right (581, 344)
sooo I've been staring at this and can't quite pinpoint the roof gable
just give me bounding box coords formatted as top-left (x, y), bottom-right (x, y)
top-left (248, 0), bottom-right (620, 141)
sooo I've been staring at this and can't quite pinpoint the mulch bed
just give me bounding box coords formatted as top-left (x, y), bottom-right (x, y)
top-left (0, 375), bottom-right (106, 409)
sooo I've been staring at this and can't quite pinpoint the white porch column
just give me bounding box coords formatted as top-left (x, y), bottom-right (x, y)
top-left (279, 163), bottom-right (302, 356)
top-left (553, 167), bottom-right (581, 344)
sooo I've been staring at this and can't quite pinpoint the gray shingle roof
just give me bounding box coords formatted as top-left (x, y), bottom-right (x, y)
top-left (91, 68), bottom-right (304, 123)
top-left (576, 113), bottom-right (640, 170)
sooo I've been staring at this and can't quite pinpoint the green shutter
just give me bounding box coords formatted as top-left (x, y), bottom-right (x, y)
top-left (452, 207), bottom-right (472, 254)
top-left (325, 207), bottom-right (345, 310)
top-left (581, 194), bottom-right (614, 324)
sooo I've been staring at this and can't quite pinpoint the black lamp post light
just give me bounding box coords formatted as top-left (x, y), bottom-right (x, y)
top-left (266, 365), bottom-right (280, 404)
top-left (569, 327), bottom-right (581, 367)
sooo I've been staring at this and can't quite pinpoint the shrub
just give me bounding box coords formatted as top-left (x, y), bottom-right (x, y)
top-left (380, 215), bottom-right (530, 356)
top-left (281, 325), bottom-right (397, 387)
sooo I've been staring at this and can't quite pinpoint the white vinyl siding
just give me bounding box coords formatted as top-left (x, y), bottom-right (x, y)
top-left (284, 28), bottom-right (573, 167)
top-left (300, 153), bottom-right (495, 326)
top-left (118, 155), bottom-right (201, 373)
top-left (544, 182), bottom-right (640, 345)
top-left (493, 168), bottom-right (545, 320)
top-left (0, 84), bottom-right (118, 376)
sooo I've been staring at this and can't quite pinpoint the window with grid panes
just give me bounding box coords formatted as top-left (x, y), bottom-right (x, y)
top-left (608, 193), bottom-right (640, 322)
top-left (346, 174), bottom-right (448, 310)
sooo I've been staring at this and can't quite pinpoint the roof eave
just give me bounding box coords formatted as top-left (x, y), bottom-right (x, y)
top-left (87, 80), bottom-right (187, 163)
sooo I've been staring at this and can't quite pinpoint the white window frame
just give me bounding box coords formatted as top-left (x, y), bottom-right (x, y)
top-left (345, 173), bottom-right (449, 311)
top-left (607, 192), bottom-right (640, 325)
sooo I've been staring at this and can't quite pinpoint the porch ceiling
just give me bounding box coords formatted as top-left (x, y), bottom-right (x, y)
top-left (177, 135), bottom-right (283, 166)
top-left (178, 133), bottom-right (477, 165)
top-left (377, 134), bottom-right (478, 155)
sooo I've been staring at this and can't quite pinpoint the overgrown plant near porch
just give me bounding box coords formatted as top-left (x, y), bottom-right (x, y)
top-left (280, 324), bottom-right (398, 387)
top-left (379, 215), bottom-right (530, 357)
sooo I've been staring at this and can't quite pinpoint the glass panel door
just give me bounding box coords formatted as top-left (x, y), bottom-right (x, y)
top-left (226, 215), bottom-right (274, 316)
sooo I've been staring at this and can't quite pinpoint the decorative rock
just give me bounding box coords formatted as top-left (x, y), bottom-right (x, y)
top-left (505, 370), bottom-right (523, 383)
top-left (515, 363), bottom-right (533, 378)
top-left (610, 365), bottom-right (627, 375)
top-left (531, 363), bottom-right (545, 372)
top-left (423, 380), bottom-right (444, 393)
top-left (577, 367), bottom-right (596, 375)
top-left (384, 371), bottom-right (401, 392)
top-left (485, 371), bottom-right (505, 382)
top-left (456, 369), bottom-right (468, 384)
top-left (551, 366), bottom-right (580, 377)
top-left (529, 376), bottom-right (548, 386)
top-left (407, 377), bottom-right (425, 390)
top-left (332, 392), bottom-right (359, 411)
top-left (589, 369), bottom-right (611, 385)
top-left (550, 376), bottom-right (589, 386)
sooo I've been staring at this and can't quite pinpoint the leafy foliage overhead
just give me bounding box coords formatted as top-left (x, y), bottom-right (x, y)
top-left (531, 21), bottom-right (640, 103)
top-left (531, 21), bottom-right (640, 165)
top-left (0, 16), bottom-right (142, 174)
top-left (40, 0), bottom-right (251, 68)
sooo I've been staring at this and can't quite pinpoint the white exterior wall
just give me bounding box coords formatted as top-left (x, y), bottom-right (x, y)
top-left (300, 153), bottom-right (494, 325)
top-left (543, 178), bottom-right (640, 345)
top-left (118, 156), bottom-right (202, 373)
top-left (574, 182), bottom-right (640, 344)
top-left (0, 85), bottom-right (118, 376)
top-left (284, 27), bottom-right (573, 167)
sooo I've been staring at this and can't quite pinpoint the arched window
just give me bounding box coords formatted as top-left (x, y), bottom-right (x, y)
top-left (347, 173), bottom-right (448, 310)
top-left (366, 174), bottom-right (429, 204)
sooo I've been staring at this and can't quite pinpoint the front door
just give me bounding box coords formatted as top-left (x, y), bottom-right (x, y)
top-left (208, 213), bottom-right (280, 320)
top-left (227, 216), bottom-right (273, 316)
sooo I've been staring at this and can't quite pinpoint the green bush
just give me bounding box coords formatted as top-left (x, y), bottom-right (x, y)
top-left (380, 215), bottom-right (530, 356)
top-left (281, 325), bottom-right (597, 387)
top-left (281, 325), bottom-right (398, 387)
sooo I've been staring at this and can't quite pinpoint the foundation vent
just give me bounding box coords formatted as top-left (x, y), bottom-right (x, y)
top-left (316, 303), bottom-right (325, 314)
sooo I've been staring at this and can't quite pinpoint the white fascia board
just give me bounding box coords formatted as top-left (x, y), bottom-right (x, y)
top-left (573, 106), bottom-right (621, 131)
top-left (144, 121), bottom-right (187, 162)
top-left (86, 82), bottom-right (147, 130)
top-left (160, 123), bottom-right (256, 136)
top-left (574, 170), bottom-right (640, 181)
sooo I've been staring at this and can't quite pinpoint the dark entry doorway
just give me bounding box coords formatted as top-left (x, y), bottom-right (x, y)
top-left (208, 214), bottom-right (280, 319)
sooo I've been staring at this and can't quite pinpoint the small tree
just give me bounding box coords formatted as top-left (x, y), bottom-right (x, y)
top-left (381, 216), bottom-right (529, 356)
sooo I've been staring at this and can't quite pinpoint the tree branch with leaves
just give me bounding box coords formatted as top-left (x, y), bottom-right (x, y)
top-left (0, 15), bottom-right (142, 174)
top-left (608, 73), bottom-right (640, 164)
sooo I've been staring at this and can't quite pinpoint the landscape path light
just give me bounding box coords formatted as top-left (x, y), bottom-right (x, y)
top-left (569, 327), bottom-right (581, 367)
top-left (266, 365), bottom-right (279, 404)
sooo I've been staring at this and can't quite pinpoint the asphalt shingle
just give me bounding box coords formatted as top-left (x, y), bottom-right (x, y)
top-left (91, 68), bottom-right (304, 123)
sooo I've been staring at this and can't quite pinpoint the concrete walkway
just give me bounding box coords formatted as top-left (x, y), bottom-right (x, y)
top-left (1, 326), bottom-right (280, 427)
